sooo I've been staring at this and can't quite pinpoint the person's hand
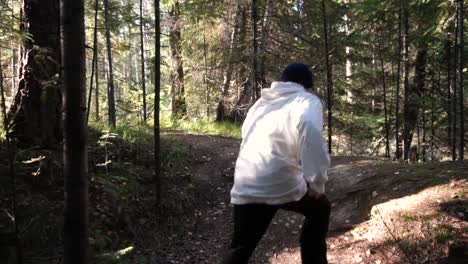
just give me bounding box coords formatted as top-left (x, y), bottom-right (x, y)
top-left (307, 188), bottom-right (323, 200)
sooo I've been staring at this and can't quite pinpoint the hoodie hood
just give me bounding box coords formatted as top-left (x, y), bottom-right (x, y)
top-left (261, 81), bottom-right (305, 101)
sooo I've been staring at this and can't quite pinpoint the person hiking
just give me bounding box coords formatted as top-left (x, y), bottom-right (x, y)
top-left (222, 63), bottom-right (331, 264)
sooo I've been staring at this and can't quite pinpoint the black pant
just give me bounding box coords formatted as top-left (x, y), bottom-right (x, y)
top-left (222, 194), bottom-right (331, 264)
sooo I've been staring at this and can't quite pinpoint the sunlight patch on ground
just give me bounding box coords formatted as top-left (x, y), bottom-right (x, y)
top-left (360, 179), bottom-right (466, 243)
top-left (267, 247), bottom-right (301, 263)
top-left (98, 246), bottom-right (134, 261)
top-left (324, 179), bottom-right (466, 264)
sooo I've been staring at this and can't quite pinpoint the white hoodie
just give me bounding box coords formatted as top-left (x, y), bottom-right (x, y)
top-left (230, 81), bottom-right (330, 205)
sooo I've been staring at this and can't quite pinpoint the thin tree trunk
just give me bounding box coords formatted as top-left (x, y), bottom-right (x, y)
top-left (451, 22), bottom-right (457, 161)
top-left (344, 0), bottom-right (352, 103)
top-left (61, 0), bottom-right (89, 262)
top-left (371, 45), bottom-right (376, 112)
top-left (379, 47), bottom-right (390, 158)
top-left (134, 42), bottom-right (140, 87)
top-left (395, 0), bottom-right (402, 160)
top-left (154, 0), bottom-right (161, 207)
top-left (139, 0), bottom-right (147, 122)
top-left (251, 0), bottom-right (259, 101)
top-left (203, 24), bottom-right (210, 118)
top-left (169, 1), bottom-right (186, 118)
top-left (257, 0), bottom-right (272, 89)
top-left (457, 0), bottom-right (464, 160)
top-left (321, 0), bottom-right (333, 154)
top-left (446, 35), bottom-right (453, 161)
top-left (431, 66), bottom-right (438, 161)
top-left (104, 0), bottom-right (116, 127)
top-left (216, 4), bottom-right (242, 122)
top-left (95, 50), bottom-right (99, 122)
top-left (422, 87), bottom-right (426, 162)
top-left (86, 0), bottom-right (99, 124)
top-left (402, 1), bottom-right (410, 161)
top-left (10, 47), bottom-right (16, 97)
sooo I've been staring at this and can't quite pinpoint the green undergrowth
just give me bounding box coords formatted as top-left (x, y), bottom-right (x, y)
top-left (161, 117), bottom-right (241, 139)
top-left (87, 123), bottom-right (195, 262)
top-left (0, 123), bottom-right (196, 264)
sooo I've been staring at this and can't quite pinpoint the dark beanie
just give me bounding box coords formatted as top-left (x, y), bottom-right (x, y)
top-left (280, 63), bottom-right (313, 88)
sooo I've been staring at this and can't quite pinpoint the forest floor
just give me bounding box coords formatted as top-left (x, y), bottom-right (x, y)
top-left (149, 133), bottom-right (467, 264)
top-left (0, 132), bottom-right (467, 264)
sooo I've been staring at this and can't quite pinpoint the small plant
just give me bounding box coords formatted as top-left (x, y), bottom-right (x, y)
top-left (434, 224), bottom-right (454, 243)
top-left (400, 211), bottom-right (417, 222)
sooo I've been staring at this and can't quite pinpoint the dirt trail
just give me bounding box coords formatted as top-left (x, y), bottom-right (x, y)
top-left (155, 133), bottom-right (467, 264)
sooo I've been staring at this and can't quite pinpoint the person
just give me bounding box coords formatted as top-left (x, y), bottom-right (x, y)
top-left (222, 63), bottom-right (331, 264)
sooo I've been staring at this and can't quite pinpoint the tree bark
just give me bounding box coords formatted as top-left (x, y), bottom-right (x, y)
top-left (395, 0), bottom-right (402, 160)
top-left (104, 0), bottom-right (116, 127)
top-left (257, 0), bottom-right (273, 89)
top-left (403, 46), bottom-right (428, 161)
top-left (95, 49), bottom-right (99, 122)
top-left (139, 0), bottom-right (147, 122)
top-left (402, 1), bottom-right (410, 161)
top-left (452, 20), bottom-right (458, 161)
top-left (61, 0), bottom-right (89, 262)
top-left (251, 0), bottom-right (259, 101)
top-left (154, 0), bottom-right (161, 207)
top-left (86, 0), bottom-right (99, 124)
top-left (216, 3), bottom-right (242, 122)
top-left (446, 34), bottom-right (454, 161)
top-left (344, 0), bottom-right (353, 103)
top-left (7, 0), bottom-right (61, 147)
top-left (321, 0), bottom-right (333, 154)
top-left (169, 1), bottom-right (186, 118)
top-left (203, 24), bottom-right (210, 118)
top-left (457, 0), bottom-right (464, 160)
top-left (379, 47), bottom-right (390, 158)
top-left (430, 66), bottom-right (438, 161)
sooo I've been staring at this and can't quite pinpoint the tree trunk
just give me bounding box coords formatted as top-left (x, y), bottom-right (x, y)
top-left (7, 0), bottom-right (61, 147)
top-left (154, 0), bottom-right (161, 207)
top-left (431, 66), bottom-right (438, 161)
top-left (402, 1), bottom-right (410, 161)
top-left (86, 0), bottom-right (99, 124)
top-left (251, 0), bottom-right (259, 101)
top-left (344, 0), bottom-right (353, 103)
top-left (379, 47), bottom-right (390, 158)
top-left (403, 46), bottom-right (428, 161)
top-left (203, 25), bottom-right (210, 118)
top-left (395, 0), bottom-right (402, 160)
top-left (95, 49), bottom-right (100, 122)
top-left (61, 0), bottom-right (89, 262)
top-left (0, 47), bottom-right (24, 264)
top-left (457, 0), bottom-right (464, 160)
top-left (452, 21), bottom-right (458, 161)
top-left (257, 0), bottom-right (273, 89)
top-left (216, 3), bottom-right (242, 122)
top-left (139, 0), bottom-right (147, 122)
top-left (422, 75), bottom-right (427, 162)
top-left (104, 0), bottom-right (116, 127)
top-left (371, 45), bottom-right (376, 112)
top-left (169, 1), bottom-right (186, 118)
top-left (321, 0), bottom-right (333, 154)
top-left (446, 34), bottom-right (454, 161)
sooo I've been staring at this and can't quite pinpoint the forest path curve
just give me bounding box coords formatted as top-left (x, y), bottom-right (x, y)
top-left (154, 133), bottom-right (466, 264)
